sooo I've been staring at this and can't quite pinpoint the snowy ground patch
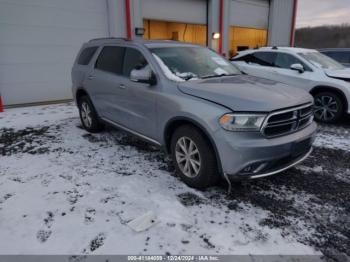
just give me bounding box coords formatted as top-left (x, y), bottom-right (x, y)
top-left (0, 103), bottom-right (349, 259)
top-left (314, 122), bottom-right (350, 152)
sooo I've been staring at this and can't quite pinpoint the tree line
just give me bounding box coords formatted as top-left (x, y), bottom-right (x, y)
top-left (295, 24), bottom-right (350, 49)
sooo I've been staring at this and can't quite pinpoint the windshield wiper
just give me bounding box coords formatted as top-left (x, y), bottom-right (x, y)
top-left (183, 75), bottom-right (195, 81)
top-left (201, 73), bottom-right (238, 79)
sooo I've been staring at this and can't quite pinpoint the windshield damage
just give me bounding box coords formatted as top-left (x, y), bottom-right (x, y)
top-left (151, 46), bottom-right (240, 81)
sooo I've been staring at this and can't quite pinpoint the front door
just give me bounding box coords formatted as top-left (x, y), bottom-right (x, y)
top-left (269, 52), bottom-right (314, 90)
top-left (120, 47), bottom-right (157, 139)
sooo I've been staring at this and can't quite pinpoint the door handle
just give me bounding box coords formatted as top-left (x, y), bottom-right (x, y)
top-left (87, 75), bottom-right (95, 80)
top-left (119, 84), bottom-right (126, 89)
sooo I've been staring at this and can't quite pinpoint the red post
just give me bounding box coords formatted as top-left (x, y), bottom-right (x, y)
top-left (218, 0), bottom-right (224, 55)
top-left (125, 0), bottom-right (132, 40)
top-left (0, 94), bottom-right (3, 113)
top-left (290, 0), bottom-right (298, 47)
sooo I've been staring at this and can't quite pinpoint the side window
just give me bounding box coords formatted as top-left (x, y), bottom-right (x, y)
top-left (233, 54), bottom-right (254, 63)
top-left (123, 48), bottom-right (148, 77)
top-left (77, 46), bottom-right (98, 65)
top-left (95, 46), bottom-right (125, 75)
top-left (275, 53), bottom-right (301, 69)
top-left (275, 53), bottom-right (312, 71)
top-left (252, 52), bottom-right (277, 67)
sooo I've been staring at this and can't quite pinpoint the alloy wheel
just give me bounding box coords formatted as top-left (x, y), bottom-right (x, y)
top-left (314, 95), bottom-right (339, 122)
top-left (81, 102), bottom-right (92, 128)
top-left (175, 137), bottom-right (201, 178)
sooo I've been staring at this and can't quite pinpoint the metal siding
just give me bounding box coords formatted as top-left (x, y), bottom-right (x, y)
top-left (268, 0), bottom-right (294, 46)
top-left (0, 0), bottom-right (109, 105)
top-left (142, 0), bottom-right (207, 25)
top-left (230, 0), bottom-right (269, 29)
top-left (107, 0), bottom-right (126, 38)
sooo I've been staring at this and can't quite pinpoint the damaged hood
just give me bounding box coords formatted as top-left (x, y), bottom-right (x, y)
top-left (178, 75), bottom-right (313, 112)
top-left (325, 68), bottom-right (350, 80)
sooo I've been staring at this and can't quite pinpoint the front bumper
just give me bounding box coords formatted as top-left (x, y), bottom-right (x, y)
top-left (213, 122), bottom-right (317, 179)
top-left (240, 147), bottom-right (312, 179)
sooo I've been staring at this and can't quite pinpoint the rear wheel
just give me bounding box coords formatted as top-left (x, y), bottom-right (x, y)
top-left (78, 96), bottom-right (103, 133)
top-left (170, 125), bottom-right (219, 189)
top-left (313, 92), bottom-right (343, 123)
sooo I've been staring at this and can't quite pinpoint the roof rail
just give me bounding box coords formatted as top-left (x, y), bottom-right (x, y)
top-left (88, 37), bottom-right (128, 42)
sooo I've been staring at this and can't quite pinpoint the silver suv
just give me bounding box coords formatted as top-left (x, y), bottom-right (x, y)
top-left (72, 38), bottom-right (316, 189)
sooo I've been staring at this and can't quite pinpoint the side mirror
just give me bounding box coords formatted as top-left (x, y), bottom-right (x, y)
top-left (290, 63), bottom-right (304, 73)
top-left (130, 67), bottom-right (156, 85)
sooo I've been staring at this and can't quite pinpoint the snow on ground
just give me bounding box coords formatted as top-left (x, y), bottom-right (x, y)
top-left (0, 103), bottom-right (349, 259)
top-left (0, 103), bottom-right (77, 129)
top-left (314, 122), bottom-right (350, 152)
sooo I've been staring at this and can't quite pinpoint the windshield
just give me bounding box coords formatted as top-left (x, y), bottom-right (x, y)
top-left (299, 52), bottom-right (344, 70)
top-left (151, 46), bottom-right (241, 81)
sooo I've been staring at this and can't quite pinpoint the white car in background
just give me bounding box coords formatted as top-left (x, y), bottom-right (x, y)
top-left (231, 47), bottom-right (350, 123)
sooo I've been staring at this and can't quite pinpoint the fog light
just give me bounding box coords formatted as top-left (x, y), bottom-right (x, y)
top-left (243, 166), bottom-right (253, 173)
top-left (242, 162), bottom-right (268, 174)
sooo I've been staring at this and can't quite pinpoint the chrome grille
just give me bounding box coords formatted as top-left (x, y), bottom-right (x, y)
top-left (262, 104), bottom-right (314, 138)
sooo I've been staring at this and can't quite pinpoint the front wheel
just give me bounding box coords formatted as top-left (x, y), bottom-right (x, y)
top-left (313, 92), bottom-right (344, 123)
top-left (170, 125), bottom-right (219, 189)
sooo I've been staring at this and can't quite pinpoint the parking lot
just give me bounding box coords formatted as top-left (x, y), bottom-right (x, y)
top-left (0, 102), bottom-right (349, 259)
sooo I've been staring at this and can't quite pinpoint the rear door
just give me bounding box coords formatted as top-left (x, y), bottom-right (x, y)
top-left (84, 45), bottom-right (130, 126)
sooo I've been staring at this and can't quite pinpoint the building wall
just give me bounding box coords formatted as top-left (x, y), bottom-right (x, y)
top-left (107, 0), bottom-right (126, 38)
top-left (141, 0), bottom-right (207, 25)
top-left (0, 0), bottom-right (109, 106)
top-left (230, 0), bottom-right (270, 29)
top-left (1, 0), bottom-right (296, 106)
top-left (268, 0), bottom-right (295, 46)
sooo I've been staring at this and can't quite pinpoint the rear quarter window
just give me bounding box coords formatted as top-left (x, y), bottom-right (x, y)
top-left (77, 46), bottom-right (98, 65)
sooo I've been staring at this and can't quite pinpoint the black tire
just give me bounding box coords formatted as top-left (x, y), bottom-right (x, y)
top-left (78, 95), bottom-right (103, 133)
top-left (170, 125), bottom-right (219, 189)
top-left (313, 91), bottom-right (344, 123)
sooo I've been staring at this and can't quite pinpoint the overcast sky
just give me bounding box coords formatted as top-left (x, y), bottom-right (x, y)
top-left (297, 0), bottom-right (350, 28)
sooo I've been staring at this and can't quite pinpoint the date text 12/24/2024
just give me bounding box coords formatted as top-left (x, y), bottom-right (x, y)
top-left (127, 255), bottom-right (219, 261)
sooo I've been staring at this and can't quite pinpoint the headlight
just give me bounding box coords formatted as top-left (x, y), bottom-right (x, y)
top-left (219, 113), bottom-right (266, 131)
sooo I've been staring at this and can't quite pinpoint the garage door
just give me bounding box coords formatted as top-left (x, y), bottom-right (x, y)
top-left (142, 0), bottom-right (207, 25)
top-left (229, 27), bottom-right (267, 57)
top-left (0, 0), bottom-right (109, 106)
top-left (143, 20), bottom-right (207, 46)
top-left (230, 0), bottom-right (269, 29)
top-left (142, 0), bottom-right (207, 46)
top-left (229, 0), bottom-right (269, 57)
